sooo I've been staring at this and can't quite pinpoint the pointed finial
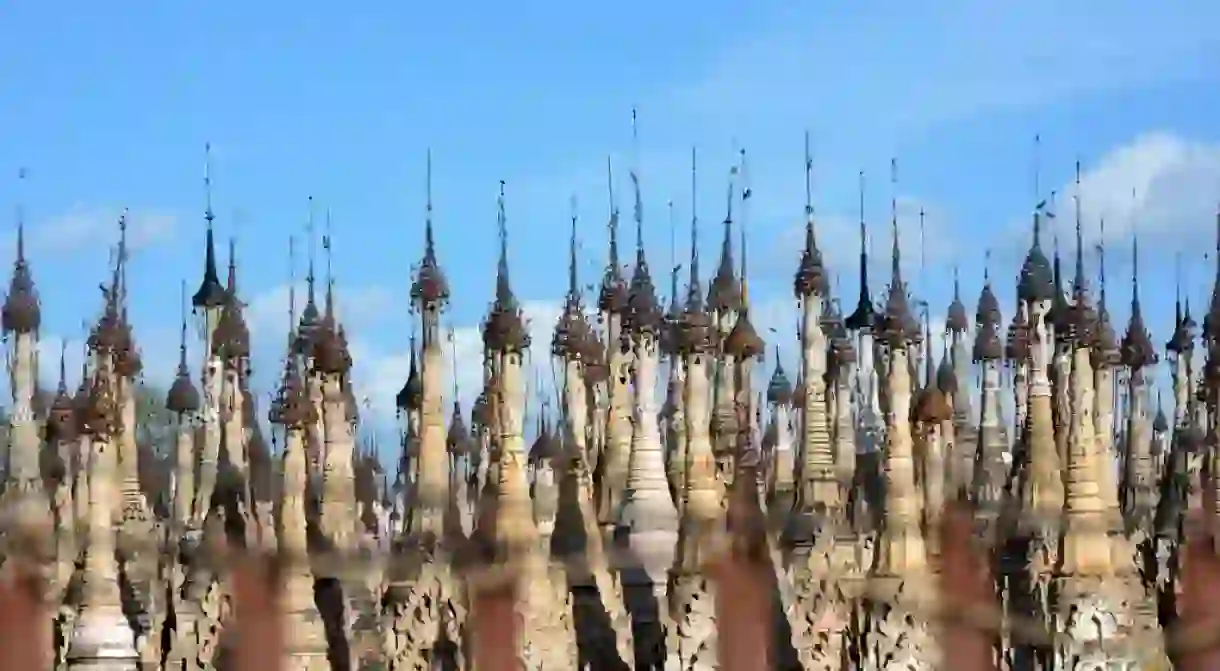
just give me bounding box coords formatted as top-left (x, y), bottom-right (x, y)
top-left (321, 208), bottom-right (336, 324)
top-left (497, 179), bottom-right (507, 238)
top-left (494, 179), bottom-right (512, 309)
top-left (224, 233), bottom-right (237, 297)
top-left (668, 198), bottom-right (677, 293)
top-left (1127, 189), bottom-right (1146, 351)
top-left (1073, 159), bottom-right (1085, 295)
top-left (288, 235), bottom-right (297, 333)
top-left (606, 156), bottom-right (616, 218)
top-left (179, 279), bottom-right (188, 361)
top-left (1033, 187), bottom-right (1057, 251)
top-left (889, 160), bottom-right (901, 278)
top-left (859, 169), bottom-right (866, 227)
top-left (858, 169), bottom-right (868, 274)
top-left (725, 163), bottom-right (736, 225)
top-left (604, 156), bottom-right (623, 284)
top-left (116, 207), bottom-right (130, 307)
top-left (741, 211), bottom-right (749, 309)
top-left (15, 167), bottom-right (26, 261)
top-left (688, 146), bottom-right (701, 306)
top-left (739, 148), bottom-right (750, 307)
top-left (306, 195), bottom-right (317, 302)
top-left (946, 264), bottom-right (966, 336)
top-left (1099, 217), bottom-right (1108, 310)
top-left (1214, 200), bottom-right (1220, 257)
top-left (803, 131), bottom-right (814, 218)
top-left (628, 110), bottom-right (645, 261)
top-left (1074, 159), bottom-right (1083, 228)
top-left (843, 169), bottom-right (876, 332)
top-left (58, 337), bottom-right (67, 394)
top-left (739, 146), bottom-right (752, 203)
top-left (322, 207), bottom-right (335, 302)
top-left (118, 206), bottom-right (128, 260)
top-left (1131, 209), bottom-right (1142, 311)
top-left (1175, 251), bottom-right (1183, 323)
top-left (204, 143), bottom-right (214, 226)
top-left (568, 194), bottom-right (580, 300)
top-left (425, 148), bottom-right (434, 222)
top-left (632, 181), bottom-right (644, 261)
top-left (890, 158), bottom-right (898, 227)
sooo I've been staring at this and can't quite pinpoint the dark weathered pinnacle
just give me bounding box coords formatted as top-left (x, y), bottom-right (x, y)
top-left (975, 284), bottom-right (1001, 330)
top-left (879, 288), bottom-right (913, 350)
top-left (1017, 216), bottom-right (1055, 304)
top-left (598, 274), bottom-right (628, 316)
top-left (824, 302), bottom-right (856, 367)
top-left (310, 320), bottom-right (350, 376)
top-left (793, 220), bottom-right (828, 299)
top-left (166, 366), bottom-right (201, 415)
top-left (708, 252), bottom-right (742, 314)
top-left (45, 389), bottom-right (77, 444)
top-left (411, 252), bottom-right (450, 309)
top-left (81, 374), bottom-right (119, 437)
top-left (396, 346), bottom-right (422, 412)
top-left (723, 311), bottom-right (764, 360)
top-left (913, 384), bottom-right (952, 424)
top-left (213, 300), bottom-right (251, 363)
top-left (946, 294), bottom-right (969, 334)
top-left (1120, 308), bottom-right (1157, 370)
top-left (552, 304), bottom-right (591, 360)
top-left (1166, 309), bottom-right (1196, 354)
top-left (1065, 296), bottom-right (1097, 348)
top-left (482, 304), bottom-right (530, 353)
top-left (1090, 308), bottom-right (1121, 367)
top-left (447, 402), bottom-right (473, 456)
top-left (528, 422), bottom-right (560, 466)
top-left (972, 320), bottom-right (1003, 363)
top-left (935, 354), bottom-right (957, 395)
top-left (276, 365), bottom-right (315, 430)
top-left (1, 258), bottom-right (39, 335)
top-left (766, 353), bottom-right (793, 406)
top-left (1005, 314), bottom-right (1030, 364)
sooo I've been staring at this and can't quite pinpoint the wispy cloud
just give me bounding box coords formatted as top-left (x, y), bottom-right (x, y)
top-left (352, 299), bottom-right (565, 424)
top-left (5, 207), bottom-right (179, 258)
top-left (993, 132), bottom-right (1220, 270)
top-left (766, 195), bottom-right (958, 291)
top-left (244, 281), bottom-right (398, 341)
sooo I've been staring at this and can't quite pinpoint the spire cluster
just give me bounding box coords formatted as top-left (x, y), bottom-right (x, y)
top-left (8, 132), bottom-right (1209, 671)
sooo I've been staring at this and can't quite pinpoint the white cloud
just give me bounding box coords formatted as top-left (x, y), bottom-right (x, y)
top-left (344, 287), bottom-right (955, 435)
top-left (995, 133), bottom-right (1220, 270)
top-left (352, 299), bottom-right (565, 426)
top-left (244, 281), bottom-right (398, 341)
top-left (33, 334), bottom-right (87, 393)
top-left (766, 196), bottom-right (958, 292)
top-left (241, 284), bottom-right (588, 430)
top-left (1076, 133), bottom-right (1220, 248)
top-left (18, 208), bottom-right (179, 257)
top-left (27, 326), bottom-right (181, 397)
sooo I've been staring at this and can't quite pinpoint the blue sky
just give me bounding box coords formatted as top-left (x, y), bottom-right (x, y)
top-left (1, 1), bottom-right (1218, 430)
